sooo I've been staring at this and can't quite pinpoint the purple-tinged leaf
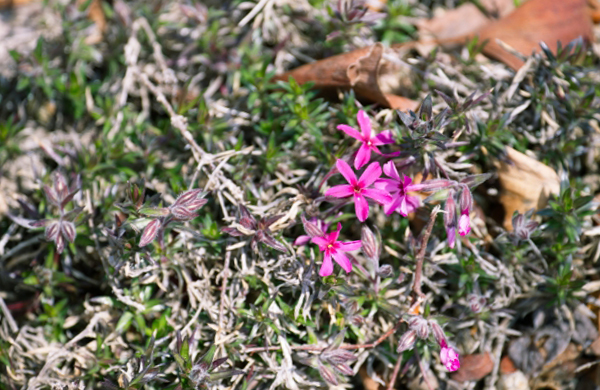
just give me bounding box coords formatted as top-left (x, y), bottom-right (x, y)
top-left (45, 221), bottom-right (60, 241)
top-left (63, 206), bottom-right (85, 222)
top-left (411, 179), bottom-right (455, 192)
top-left (61, 221), bottom-right (77, 243)
top-left (221, 227), bottom-right (246, 237)
top-left (208, 369), bottom-right (244, 381)
top-left (139, 219), bottom-right (161, 247)
top-left (460, 173), bottom-right (492, 189)
top-left (60, 189), bottom-right (79, 209)
top-left (211, 357), bottom-right (228, 369)
top-left (43, 185), bottom-right (59, 206)
top-left (257, 233), bottom-right (288, 253)
top-left (238, 206), bottom-right (257, 230)
top-left (31, 219), bottom-right (50, 228)
top-left (262, 214), bottom-right (285, 228)
top-left (377, 264), bottom-right (393, 278)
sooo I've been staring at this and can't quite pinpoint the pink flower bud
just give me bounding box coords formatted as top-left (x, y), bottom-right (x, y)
top-left (458, 211), bottom-right (471, 236)
top-left (408, 316), bottom-right (430, 339)
top-left (361, 225), bottom-right (381, 263)
top-left (459, 186), bottom-right (472, 213)
top-left (429, 321), bottom-right (446, 346)
top-left (440, 342), bottom-right (460, 372)
top-left (139, 219), bottom-right (161, 247)
top-left (397, 329), bottom-right (417, 353)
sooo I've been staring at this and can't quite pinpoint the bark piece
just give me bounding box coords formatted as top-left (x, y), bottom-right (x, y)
top-left (496, 147), bottom-right (560, 230)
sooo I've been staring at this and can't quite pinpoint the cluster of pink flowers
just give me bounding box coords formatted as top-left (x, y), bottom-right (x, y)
top-left (302, 110), bottom-right (474, 277)
top-left (296, 110), bottom-right (469, 373)
top-left (398, 316), bottom-right (460, 372)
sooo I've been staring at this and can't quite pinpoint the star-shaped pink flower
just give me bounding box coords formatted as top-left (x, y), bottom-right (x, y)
top-left (374, 161), bottom-right (421, 217)
top-left (325, 159), bottom-right (392, 222)
top-left (311, 223), bottom-right (361, 277)
top-left (337, 110), bottom-right (399, 169)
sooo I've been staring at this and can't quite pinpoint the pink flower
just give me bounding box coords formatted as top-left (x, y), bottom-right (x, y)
top-left (374, 161), bottom-right (421, 217)
top-left (325, 159), bottom-right (392, 222)
top-left (337, 110), bottom-right (399, 169)
top-left (439, 340), bottom-right (460, 372)
top-left (458, 186), bottom-right (473, 237)
top-left (311, 223), bottom-right (361, 277)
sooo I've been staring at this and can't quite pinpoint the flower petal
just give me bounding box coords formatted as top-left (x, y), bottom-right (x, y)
top-left (319, 253), bottom-right (334, 277)
top-left (325, 184), bottom-right (354, 198)
top-left (382, 161), bottom-right (401, 181)
top-left (329, 222), bottom-right (342, 243)
top-left (354, 194), bottom-right (369, 222)
top-left (339, 240), bottom-right (361, 252)
top-left (337, 124), bottom-right (362, 141)
top-left (354, 144), bottom-right (371, 170)
top-left (311, 236), bottom-right (329, 251)
top-left (357, 110), bottom-right (371, 139)
top-left (362, 188), bottom-right (392, 205)
top-left (398, 196), bottom-right (409, 217)
top-left (372, 130), bottom-right (395, 145)
top-left (374, 178), bottom-right (398, 193)
top-left (294, 235), bottom-right (311, 246)
top-left (357, 162), bottom-right (382, 187)
top-left (332, 251), bottom-right (353, 273)
top-left (335, 159), bottom-right (357, 185)
top-left (458, 213), bottom-right (471, 236)
top-left (384, 195), bottom-right (402, 216)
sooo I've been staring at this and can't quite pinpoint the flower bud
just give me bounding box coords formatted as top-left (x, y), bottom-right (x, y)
top-left (408, 316), bottom-right (430, 339)
top-left (429, 321), bottom-right (446, 347)
top-left (377, 264), bottom-right (393, 278)
top-left (361, 225), bottom-right (381, 263)
top-left (440, 344), bottom-right (460, 371)
top-left (318, 362), bottom-right (338, 386)
top-left (301, 215), bottom-right (325, 238)
top-left (458, 211), bottom-right (471, 236)
top-left (459, 186), bottom-right (473, 213)
top-left (467, 294), bottom-right (486, 314)
top-left (444, 190), bottom-right (457, 248)
top-left (397, 329), bottom-right (417, 353)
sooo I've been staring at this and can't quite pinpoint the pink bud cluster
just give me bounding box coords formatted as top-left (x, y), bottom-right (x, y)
top-left (397, 317), bottom-right (460, 372)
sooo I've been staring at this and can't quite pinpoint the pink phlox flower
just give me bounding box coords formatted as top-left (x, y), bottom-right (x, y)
top-left (458, 186), bottom-right (473, 236)
top-left (311, 223), bottom-right (362, 277)
top-left (337, 110), bottom-right (399, 169)
top-left (325, 159), bottom-right (392, 222)
top-left (294, 218), bottom-right (330, 246)
top-left (439, 339), bottom-right (460, 372)
top-left (374, 161), bottom-right (421, 217)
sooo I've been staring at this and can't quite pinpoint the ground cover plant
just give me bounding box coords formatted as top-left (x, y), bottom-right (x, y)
top-left (1, 0), bottom-right (600, 389)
